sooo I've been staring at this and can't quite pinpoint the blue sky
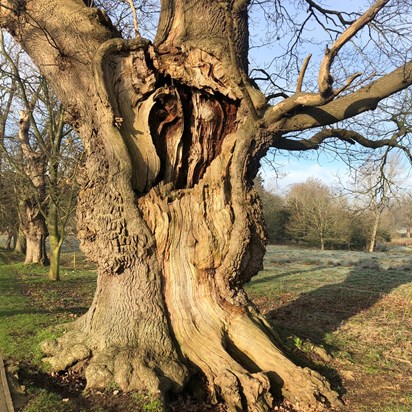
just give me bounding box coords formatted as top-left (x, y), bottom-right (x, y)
top-left (246, 1), bottom-right (410, 194)
top-left (258, 147), bottom-right (348, 193)
top-left (246, 1), bottom-right (349, 192)
top-left (261, 157), bottom-right (342, 193)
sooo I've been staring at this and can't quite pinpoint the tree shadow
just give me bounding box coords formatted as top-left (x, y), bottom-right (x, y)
top-left (0, 307), bottom-right (89, 318)
top-left (265, 258), bottom-right (412, 345)
top-left (258, 258), bottom-right (412, 399)
top-left (251, 267), bottom-right (326, 285)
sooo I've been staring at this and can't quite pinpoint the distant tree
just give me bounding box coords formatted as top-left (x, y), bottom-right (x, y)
top-left (0, 33), bottom-right (81, 278)
top-left (0, 168), bottom-right (18, 248)
top-left (254, 175), bottom-right (289, 243)
top-left (342, 153), bottom-right (406, 252)
top-left (0, 35), bottom-right (17, 248)
top-left (394, 194), bottom-right (412, 238)
top-left (285, 178), bottom-right (348, 250)
top-left (17, 110), bottom-right (50, 264)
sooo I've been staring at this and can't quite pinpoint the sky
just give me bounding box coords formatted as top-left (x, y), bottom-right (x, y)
top-left (262, 158), bottom-right (340, 193)
top-left (258, 149), bottom-right (348, 194)
top-left (246, 2), bottom-right (347, 192)
top-left (245, 1), bottom-right (412, 195)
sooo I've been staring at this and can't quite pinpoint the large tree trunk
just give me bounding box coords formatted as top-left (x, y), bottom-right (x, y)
top-left (42, 67), bottom-right (337, 410)
top-left (17, 112), bottom-right (49, 265)
top-left (43, 119), bottom-right (339, 409)
top-left (7, 0), bottom-right (406, 410)
top-left (21, 205), bottom-right (49, 264)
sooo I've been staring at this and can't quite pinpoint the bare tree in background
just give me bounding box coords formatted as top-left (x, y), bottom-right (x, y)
top-left (0, 33), bottom-right (81, 276)
top-left (343, 153), bottom-right (407, 252)
top-left (285, 178), bottom-right (348, 250)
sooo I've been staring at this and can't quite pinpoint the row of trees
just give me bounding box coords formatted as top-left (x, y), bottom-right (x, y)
top-left (259, 155), bottom-right (412, 251)
top-left (0, 32), bottom-right (81, 280)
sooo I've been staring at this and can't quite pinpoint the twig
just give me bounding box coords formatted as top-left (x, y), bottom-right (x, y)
top-left (127, 0), bottom-right (141, 38)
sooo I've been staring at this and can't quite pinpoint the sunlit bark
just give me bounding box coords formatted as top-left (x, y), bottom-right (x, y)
top-left (1, 0), bottom-right (411, 410)
top-left (17, 112), bottom-right (49, 265)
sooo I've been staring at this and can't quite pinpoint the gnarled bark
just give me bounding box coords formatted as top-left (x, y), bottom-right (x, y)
top-left (1, 0), bottom-right (409, 410)
top-left (17, 111), bottom-right (49, 265)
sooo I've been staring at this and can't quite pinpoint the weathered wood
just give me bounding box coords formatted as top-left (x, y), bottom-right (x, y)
top-left (0, 1), bottom-right (408, 410)
top-left (0, 356), bottom-right (14, 412)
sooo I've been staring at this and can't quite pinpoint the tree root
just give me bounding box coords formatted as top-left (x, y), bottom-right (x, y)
top-left (40, 309), bottom-right (342, 412)
top-left (214, 369), bottom-right (273, 412)
top-left (227, 315), bottom-right (343, 410)
top-left (41, 328), bottom-right (188, 400)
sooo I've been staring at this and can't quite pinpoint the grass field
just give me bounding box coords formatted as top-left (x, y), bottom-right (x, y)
top-left (0, 245), bottom-right (411, 411)
top-left (246, 245), bottom-right (412, 412)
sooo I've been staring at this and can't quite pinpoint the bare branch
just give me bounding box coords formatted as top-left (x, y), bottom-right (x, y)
top-left (268, 61), bottom-right (412, 132)
top-left (318, 0), bottom-right (389, 97)
top-left (272, 127), bottom-right (412, 162)
top-left (126, 0), bottom-right (141, 38)
top-left (296, 53), bottom-right (311, 93)
top-left (333, 72), bottom-right (363, 96)
top-left (304, 0), bottom-right (358, 26)
top-left (224, 2), bottom-right (260, 120)
top-left (265, 0), bottom-right (390, 125)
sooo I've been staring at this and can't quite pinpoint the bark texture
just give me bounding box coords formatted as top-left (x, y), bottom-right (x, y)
top-left (14, 227), bottom-right (26, 254)
top-left (17, 112), bottom-right (49, 265)
top-left (48, 203), bottom-right (63, 281)
top-left (1, 0), bottom-right (411, 410)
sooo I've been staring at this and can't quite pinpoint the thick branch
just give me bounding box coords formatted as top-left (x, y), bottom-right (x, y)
top-left (266, 0), bottom-right (389, 123)
top-left (273, 128), bottom-right (406, 151)
top-left (265, 61), bottom-right (412, 132)
top-left (154, 0), bottom-right (175, 46)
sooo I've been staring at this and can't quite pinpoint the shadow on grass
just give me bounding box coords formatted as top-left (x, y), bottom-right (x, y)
top-left (0, 307), bottom-right (89, 318)
top-left (266, 260), bottom-right (412, 344)
top-left (0, 249), bottom-right (23, 265)
top-left (251, 267), bottom-right (326, 284)
top-left (258, 260), bottom-right (412, 399)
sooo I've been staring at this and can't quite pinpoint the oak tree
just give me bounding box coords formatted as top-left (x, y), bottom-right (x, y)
top-left (1, 0), bottom-right (411, 410)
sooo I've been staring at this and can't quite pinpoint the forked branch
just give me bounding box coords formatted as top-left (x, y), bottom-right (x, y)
top-left (267, 0), bottom-right (389, 123)
top-left (318, 0), bottom-right (388, 96)
top-left (304, 0), bottom-right (358, 26)
top-left (275, 61), bottom-right (412, 132)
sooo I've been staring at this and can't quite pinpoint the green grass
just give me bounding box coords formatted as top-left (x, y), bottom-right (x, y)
top-left (246, 245), bottom-right (412, 412)
top-left (0, 260), bottom-right (56, 364)
top-left (22, 389), bottom-right (69, 412)
top-left (0, 249), bottom-right (97, 411)
top-left (0, 252), bottom-right (96, 366)
top-left (1, 245), bottom-right (411, 411)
